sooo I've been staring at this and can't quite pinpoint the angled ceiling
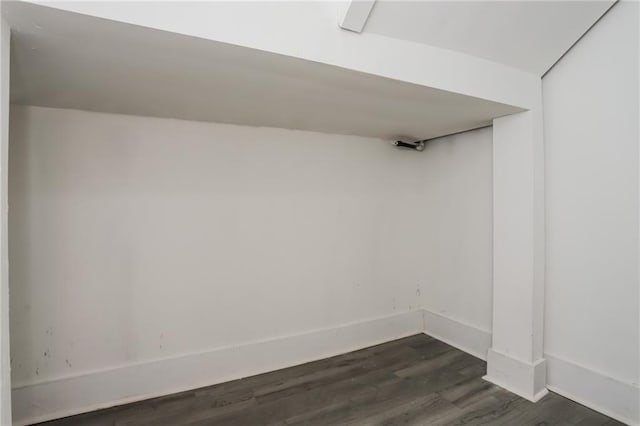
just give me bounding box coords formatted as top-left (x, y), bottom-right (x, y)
top-left (3, 1), bottom-right (523, 141)
top-left (364, 0), bottom-right (614, 75)
top-left (4, 1), bottom-right (609, 140)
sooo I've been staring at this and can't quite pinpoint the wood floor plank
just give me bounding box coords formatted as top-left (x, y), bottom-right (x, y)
top-left (438, 376), bottom-right (502, 409)
top-left (36, 334), bottom-right (623, 426)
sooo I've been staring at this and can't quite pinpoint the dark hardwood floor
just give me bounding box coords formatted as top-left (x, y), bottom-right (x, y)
top-left (37, 334), bottom-right (623, 426)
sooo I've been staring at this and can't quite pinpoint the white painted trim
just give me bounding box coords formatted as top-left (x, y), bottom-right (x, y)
top-left (11, 310), bottom-right (423, 426)
top-left (546, 353), bottom-right (640, 426)
top-left (421, 309), bottom-right (492, 361)
top-left (484, 348), bottom-right (548, 402)
top-left (15, 310), bottom-right (639, 426)
top-left (338, 0), bottom-right (376, 33)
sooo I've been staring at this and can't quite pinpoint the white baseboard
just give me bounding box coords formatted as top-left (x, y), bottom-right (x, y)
top-left (13, 310), bottom-right (639, 426)
top-left (484, 348), bottom-right (548, 402)
top-left (421, 309), bottom-right (492, 360)
top-left (545, 353), bottom-right (639, 426)
top-left (12, 310), bottom-right (424, 426)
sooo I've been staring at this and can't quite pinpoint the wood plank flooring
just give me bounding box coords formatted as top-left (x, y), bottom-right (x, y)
top-left (37, 334), bottom-right (624, 426)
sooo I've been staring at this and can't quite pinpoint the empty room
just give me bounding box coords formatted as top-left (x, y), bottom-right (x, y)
top-left (0, 0), bottom-right (638, 425)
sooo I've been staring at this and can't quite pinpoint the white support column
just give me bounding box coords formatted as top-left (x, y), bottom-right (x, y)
top-left (484, 92), bottom-right (548, 402)
top-left (0, 17), bottom-right (10, 426)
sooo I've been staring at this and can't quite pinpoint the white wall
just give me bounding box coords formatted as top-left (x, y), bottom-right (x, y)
top-left (418, 128), bottom-right (494, 343)
top-left (543, 1), bottom-right (639, 424)
top-left (7, 105), bottom-right (429, 423)
top-left (8, 104), bottom-right (428, 383)
top-left (0, 17), bottom-right (11, 426)
top-left (8, 105), bottom-right (495, 424)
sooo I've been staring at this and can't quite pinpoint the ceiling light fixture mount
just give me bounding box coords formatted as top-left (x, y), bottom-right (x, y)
top-left (393, 139), bottom-right (426, 152)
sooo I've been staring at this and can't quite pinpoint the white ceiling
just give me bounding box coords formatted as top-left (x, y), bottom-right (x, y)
top-left (4, 2), bottom-right (522, 141)
top-left (364, 1), bottom-right (614, 75)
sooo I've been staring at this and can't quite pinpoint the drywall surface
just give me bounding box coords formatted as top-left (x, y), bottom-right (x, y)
top-left (5, 1), bottom-right (522, 142)
top-left (406, 126), bottom-right (495, 362)
top-left (18, 0), bottom-right (540, 109)
top-left (418, 127), bottom-right (493, 336)
top-left (0, 17), bottom-right (11, 426)
top-left (8, 106), bottom-right (496, 423)
top-left (8, 105), bottom-right (434, 403)
top-left (364, 0), bottom-right (613, 75)
top-left (543, 1), bottom-right (639, 423)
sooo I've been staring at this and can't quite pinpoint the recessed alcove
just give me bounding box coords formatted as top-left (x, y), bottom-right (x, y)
top-left (0, 1), bottom-right (637, 426)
